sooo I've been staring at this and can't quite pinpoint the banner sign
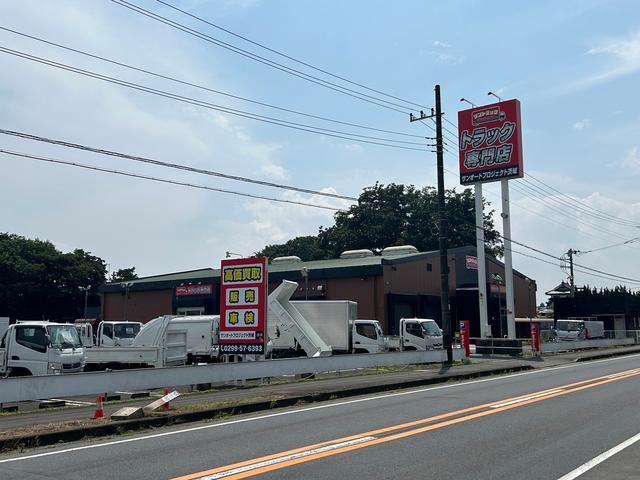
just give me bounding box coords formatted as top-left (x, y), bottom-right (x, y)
top-left (465, 255), bottom-right (478, 270)
top-left (459, 320), bottom-right (471, 357)
top-left (530, 322), bottom-right (541, 356)
top-left (175, 284), bottom-right (213, 297)
top-left (458, 99), bottom-right (524, 185)
top-left (219, 257), bottom-right (267, 354)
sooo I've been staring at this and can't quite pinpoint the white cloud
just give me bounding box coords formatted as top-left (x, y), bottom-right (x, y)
top-left (433, 40), bottom-right (452, 48)
top-left (621, 146), bottom-right (640, 174)
top-left (0, 0), bottom-right (294, 276)
top-left (573, 118), bottom-right (591, 130)
top-left (430, 51), bottom-right (465, 65)
top-left (344, 143), bottom-right (364, 153)
top-left (571, 31), bottom-right (640, 90)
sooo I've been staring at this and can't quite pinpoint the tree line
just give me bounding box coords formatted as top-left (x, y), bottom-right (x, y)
top-left (257, 183), bottom-right (503, 260)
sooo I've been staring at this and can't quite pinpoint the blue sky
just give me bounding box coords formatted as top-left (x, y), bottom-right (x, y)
top-left (1, 0), bottom-right (639, 299)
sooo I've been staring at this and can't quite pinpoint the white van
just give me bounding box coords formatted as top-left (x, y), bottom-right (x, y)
top-left (554, 319), bottom-right (605, 341)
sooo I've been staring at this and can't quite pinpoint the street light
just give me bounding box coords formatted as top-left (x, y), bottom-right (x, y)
top-left (79, 285), bottom-right (91, 320)
top-left (225, 251), bottom-right (244, 258)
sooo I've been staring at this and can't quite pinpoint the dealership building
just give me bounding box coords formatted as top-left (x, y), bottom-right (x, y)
top-left (99, 245), bottom-right (537, 337)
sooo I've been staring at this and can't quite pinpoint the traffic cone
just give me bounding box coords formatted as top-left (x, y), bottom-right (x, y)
top-left (163, 388), bottom-right (171, 410)
top-left (93, 395), bottom-right (104, 419)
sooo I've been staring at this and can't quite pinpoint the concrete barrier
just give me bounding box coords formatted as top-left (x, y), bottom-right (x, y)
top-left (0, 349), bottom-right (464, 403)
top-left (541, 337), bottom-right (635, 353)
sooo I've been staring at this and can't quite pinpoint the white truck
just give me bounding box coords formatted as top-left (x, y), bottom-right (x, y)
top-left (166, 315), bottom-right (221, 363)
top-left (0, 321), bottom-right (85, 377)
top-left (83, 315), bottom-right (221, 369)
top-left (553, 319), bottom-right (605, 341)
top-left (387, 318), bottom-right (444, 351)
top-left (84, 315), bottom-right (188, 370)
top-left (75, 320), bottom-right (142, 347)
top-left (266, 281), bottom-right (387, 358)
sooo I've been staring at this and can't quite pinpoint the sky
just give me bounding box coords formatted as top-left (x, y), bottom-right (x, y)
top-left (1, 0), bottom-right (639, 302)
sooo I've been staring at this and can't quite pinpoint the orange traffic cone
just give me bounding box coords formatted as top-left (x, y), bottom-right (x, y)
top-left (93, 395), bottom-right (104, 419)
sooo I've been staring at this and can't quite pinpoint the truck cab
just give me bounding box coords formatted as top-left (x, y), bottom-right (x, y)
top-left (0, 322), bottom-right (85, 377)
top-left (96, 321), bottom-right (142, 347)
top-left (399, 318), bottom-right (443, 350)
top-left (352, 320), bottom-right (387, 353)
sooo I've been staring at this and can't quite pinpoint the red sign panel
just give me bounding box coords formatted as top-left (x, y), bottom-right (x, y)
top-left (219, 257), bottom-right (267, 355)
top-left (458, 99), bottom-right (524, 185)
top-left (459, 320), bottom-right (471, 357)
top-left (465, 255), bottom-right (478, 270)
top-left (530, 322), bottom-right (541, 356)
top-left (175, 284), bottom-right (213, 297)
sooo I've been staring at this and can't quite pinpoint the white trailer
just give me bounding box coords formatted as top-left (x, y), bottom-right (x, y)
top-left (0, 321), bottom-right (85, 377)
top-left (387, 318), bottom-right (444, 351)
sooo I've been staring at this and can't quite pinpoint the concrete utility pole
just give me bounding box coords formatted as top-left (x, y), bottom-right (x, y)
top-left (501, 180), bottom-right (516, 339)
top-left (409, 85), bottom-right (452, 364)
top-left (567, 248), bottom-right (578, 297)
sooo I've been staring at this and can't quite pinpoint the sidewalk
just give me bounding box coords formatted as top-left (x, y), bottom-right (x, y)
top-left (1, 344), bottom-right (639, 451)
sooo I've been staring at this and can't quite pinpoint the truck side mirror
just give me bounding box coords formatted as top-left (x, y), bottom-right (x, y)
top-left (45, 334), bottom-right (52, 347)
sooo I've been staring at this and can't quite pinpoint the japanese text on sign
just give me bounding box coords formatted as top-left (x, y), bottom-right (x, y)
top-left (458, 99), bottom-right (524, 185)
top-left (219, 257), bottom-right (267, 355)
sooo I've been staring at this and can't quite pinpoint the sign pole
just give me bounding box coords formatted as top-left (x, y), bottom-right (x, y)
top-left (501, 179), bottom-right (516, 339)
top-left (475, 183), bottom-right (490, 338)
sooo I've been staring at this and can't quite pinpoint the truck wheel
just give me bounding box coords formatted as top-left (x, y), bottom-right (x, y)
top-left (8, 367), bottom-right (32, 377)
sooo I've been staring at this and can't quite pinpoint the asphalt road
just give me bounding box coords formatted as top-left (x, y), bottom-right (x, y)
top-left (1, 353), bottom-right (639, 480)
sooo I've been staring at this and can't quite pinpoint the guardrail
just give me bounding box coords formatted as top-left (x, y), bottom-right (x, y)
top-left (541, 337), bottom-right (636, 353)
top-left (0, 349), bottom-right (465, 404)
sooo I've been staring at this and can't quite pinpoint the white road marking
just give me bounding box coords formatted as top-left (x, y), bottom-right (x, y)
top-left (556, 431), bottom-right (640, 480)
top-left (196, 436), bottom-right (376, 480)
top-left (1, 352), bottom-right (639, 464)
top-left (489, 389), bottom-right (564, 408)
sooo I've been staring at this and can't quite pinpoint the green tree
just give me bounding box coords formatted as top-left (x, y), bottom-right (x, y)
top-left (0, 233), bottom-right (107, 320)
top-left (257, 183), bottom-right (502, 260)
top-left (257, 236), bottom-right (327, 262)
top-left (109, 267), bottom-right (138, 282)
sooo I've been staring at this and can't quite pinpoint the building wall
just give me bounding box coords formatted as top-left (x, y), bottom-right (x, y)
top-left (102, 290), bottom-right (173, 323)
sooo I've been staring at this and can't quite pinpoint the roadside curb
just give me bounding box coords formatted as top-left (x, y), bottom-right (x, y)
top-left (0, 364), bottom-right (533, 453)
top-left (574, 346), bottom-right (640, 362)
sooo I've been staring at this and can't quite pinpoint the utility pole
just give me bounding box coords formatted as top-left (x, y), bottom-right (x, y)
top-left (409, 84), bottom-right (452, 364)
top-left (567, 248), bottom-right (578, 297)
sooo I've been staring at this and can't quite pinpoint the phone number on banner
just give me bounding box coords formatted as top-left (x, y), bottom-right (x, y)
top-left (220, 344), bottom-right (264, 354)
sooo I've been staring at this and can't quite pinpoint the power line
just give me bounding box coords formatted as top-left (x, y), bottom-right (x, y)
top-left (525, 172), bottom-right (640, 227)
top-left (0, 149), bottom-right (344, 211)
top-left (518, 177), bottom-right (636, 228)
top-left (0, 26), bottom-right (426, 141)
top-left (0, 46), bottom-right (432, 152)
top-left (0, 128), bottom-right (360, 201)
top-left (111, 0), bottom-right (416, 115)
top-left (512, 179), bottom-right (640, 242)
top-left (155, 0), bottom-right (430, 111)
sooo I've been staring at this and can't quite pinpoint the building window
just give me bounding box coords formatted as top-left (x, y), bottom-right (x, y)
top-left (427, 263), bottom-right (433, 272)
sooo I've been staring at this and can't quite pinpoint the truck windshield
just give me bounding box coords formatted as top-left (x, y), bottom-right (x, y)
top-left (421, 322), bottom-right (442, 336)
top-left (47, 325), bottom-right (82, 349)
top-left (114, 323), bottom-right (141, 339)
top-left (556, 321), bottom-right (582, 332)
